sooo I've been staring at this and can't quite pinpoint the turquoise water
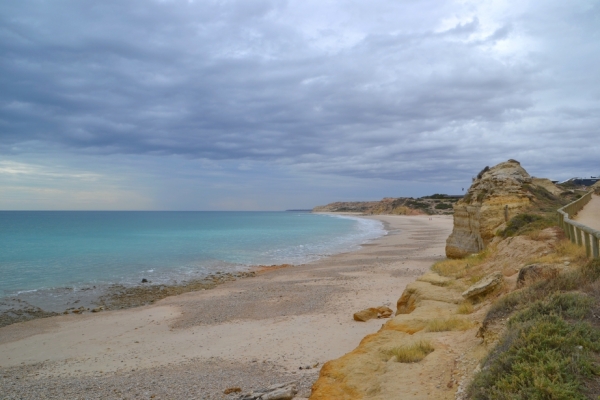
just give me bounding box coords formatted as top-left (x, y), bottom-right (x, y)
top-left (0, 211), bottom-right (384, 298)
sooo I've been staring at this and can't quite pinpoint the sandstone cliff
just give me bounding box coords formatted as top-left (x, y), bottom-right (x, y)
top-left (445, 160), bottom-right (564, 258)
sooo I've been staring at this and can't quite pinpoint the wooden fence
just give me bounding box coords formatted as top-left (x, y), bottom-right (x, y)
top-left (557, 189), bottom-right (600, 259)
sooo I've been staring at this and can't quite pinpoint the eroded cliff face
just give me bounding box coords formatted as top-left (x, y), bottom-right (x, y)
top-left (445, 160), bottom-right (533, 258)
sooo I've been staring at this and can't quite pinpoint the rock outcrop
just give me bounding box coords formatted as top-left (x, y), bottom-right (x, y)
top-left (445, 160), bottom-right (535, 258)
top-left (516, 263), bottom-right (563, 288)
top-left (461, 272), bottom-right (503, 299)
top-left (353, 306), bottom-right (394, 321)
top-left (395, 280), bottom-right (462, 315)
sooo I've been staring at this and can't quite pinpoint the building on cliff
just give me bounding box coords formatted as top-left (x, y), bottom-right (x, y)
top-left (559, 177), bottom-right (600, 187)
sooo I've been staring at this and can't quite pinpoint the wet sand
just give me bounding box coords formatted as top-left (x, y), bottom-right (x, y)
top-left (0, 215), bottom-right (453, 399)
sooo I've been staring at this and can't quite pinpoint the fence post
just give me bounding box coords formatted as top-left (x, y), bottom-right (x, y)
top-left (558, 190), bottom-right (597, 258)
top-left (584, 231), bottom-right (591, 258)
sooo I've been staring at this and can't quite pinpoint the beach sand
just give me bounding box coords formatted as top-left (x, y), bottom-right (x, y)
top-left (0, 215), bottom-right (453, 399)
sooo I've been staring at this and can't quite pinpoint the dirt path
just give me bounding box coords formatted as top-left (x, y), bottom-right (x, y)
top-left (574, 194), bottom-right (600, 231)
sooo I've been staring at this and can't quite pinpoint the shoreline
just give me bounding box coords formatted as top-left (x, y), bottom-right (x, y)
top-left (0, 213), bottom-right (385, 329)
top-left (0, 214), bottom-right (453, 399)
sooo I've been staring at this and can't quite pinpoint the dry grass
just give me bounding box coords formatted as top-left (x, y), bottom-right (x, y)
top-left (531, 239), bottom-right (587, 266)
top-left (425, 317), bottom-right (473, 332)
top-left (385, 341), bottom-right (435, 363)
top-left (432, 249), bottom-right (493, 278)
top-left (432, 258), bottom-right (470, 277)
top-left (467, 274), bottom-right (486, 285)
top-left (525, 228), bottom-right (556, 241)
top-left (457, 301), bottom-right (474, 314)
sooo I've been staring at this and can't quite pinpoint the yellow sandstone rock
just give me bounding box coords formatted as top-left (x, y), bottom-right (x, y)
top-left (353, 308), bottom-right (379, 322)
top-left (396, 281), bottom-right (463, 315)
top-left (446, 160), bottom-right (533, 258)
top-left (353, 306), bottom-right (395, 321)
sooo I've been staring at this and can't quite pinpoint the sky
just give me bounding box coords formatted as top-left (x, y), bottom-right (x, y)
top-left (1, 0), bottom-right (599, 210)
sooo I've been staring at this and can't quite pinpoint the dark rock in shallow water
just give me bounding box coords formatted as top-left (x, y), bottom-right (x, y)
top-left (141, 278), bottom-right (148, 283)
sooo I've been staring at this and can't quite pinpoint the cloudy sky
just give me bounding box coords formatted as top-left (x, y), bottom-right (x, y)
top-left (1, 0), bottom-right (598, 210)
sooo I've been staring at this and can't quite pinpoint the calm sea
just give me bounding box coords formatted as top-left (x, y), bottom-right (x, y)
top-left (0, 211), bottom-right (384, 303)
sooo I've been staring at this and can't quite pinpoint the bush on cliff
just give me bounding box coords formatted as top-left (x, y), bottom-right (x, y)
top-left (498, 213), bottom-right (554, 238)
top-left (469, 259), bottom-right (600, 399)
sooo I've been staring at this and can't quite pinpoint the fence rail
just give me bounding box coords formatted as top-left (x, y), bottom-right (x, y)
top-left (557, 189), bottom-right (600, 259)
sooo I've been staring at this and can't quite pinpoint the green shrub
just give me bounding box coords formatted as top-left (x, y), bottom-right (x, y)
top-left (485, 260), bottom-right (600, 324)
top-left (469, 292), bottom-right (600, 399)
top-left (469, 314), bottom-right (600, 399)
top-left (498, 213), bottom-right (554, 238)
top-left (406, 199), bottom-right (429, 209)
top-left (470, 261), bottom-right (600, 399)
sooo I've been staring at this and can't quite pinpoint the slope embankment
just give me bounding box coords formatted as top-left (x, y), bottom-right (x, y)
top-left (310, 227), bottom-right (565, 399)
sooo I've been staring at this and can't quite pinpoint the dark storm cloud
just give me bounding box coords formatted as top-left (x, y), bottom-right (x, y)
top-left (1, 0), bottom-right (599, 184)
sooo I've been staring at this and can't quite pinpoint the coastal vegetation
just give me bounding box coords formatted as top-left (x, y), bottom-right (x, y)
top-left (431, 249), bottom-right (492, 278)
top-left (468, 260), bottom-right (600, 399)
top-left (457, 301), bottom-right (474, 314)
top-left (497, 213), bottom-right (553, 238)
top-left (424, 317), bottom-right (473, 332)
top-left (384, 341), bottom-right (435, 363)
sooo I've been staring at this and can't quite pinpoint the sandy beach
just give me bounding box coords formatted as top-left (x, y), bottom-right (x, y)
top-left (0, 215), bottom-right (453, 399)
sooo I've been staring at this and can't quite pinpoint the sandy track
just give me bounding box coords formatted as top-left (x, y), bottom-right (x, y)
top-left (574, 194), bottom-right (600, 231)
top-left (0, 215), bottom-right (452, 399)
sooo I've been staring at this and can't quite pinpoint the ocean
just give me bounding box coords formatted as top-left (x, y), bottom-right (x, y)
top-left (0, 211), bottom-right (384, 311)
